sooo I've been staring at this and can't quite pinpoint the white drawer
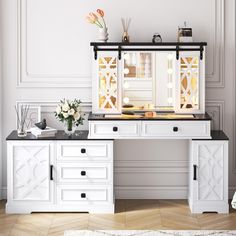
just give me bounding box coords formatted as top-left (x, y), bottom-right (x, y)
top-left (57, 185), bottom-right (113, 204)
top-left (57, 141), bottom-right (113, 161)
top-left (89, 121), bottom-right (141, 138)
top-left (141, 121), bottom-right (211, 138)
top-left (56, 163), bottom-right (112, 183)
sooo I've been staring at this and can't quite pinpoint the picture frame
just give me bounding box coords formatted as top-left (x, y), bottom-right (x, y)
top-left (16, 102), bottom-right (41, 131)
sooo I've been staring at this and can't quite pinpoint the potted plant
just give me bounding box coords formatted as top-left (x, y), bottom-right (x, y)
top-left (55, 99), bottom-right (84, 135)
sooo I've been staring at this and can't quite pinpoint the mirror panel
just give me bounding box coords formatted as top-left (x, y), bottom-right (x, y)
top-left (122, 52), bottom-right (175, 112)
top-left (122, 52), bottom-right (154, 109)
top-left (155, 52), bottom-right (174, 109)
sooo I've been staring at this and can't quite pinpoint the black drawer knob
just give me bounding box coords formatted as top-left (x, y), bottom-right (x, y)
top-left (81, 193), bottom-right (86, 198)
top-left (81, 171), bottom-right (86, 176)
top-left (173, 127), bottom-right (178, 132)
top-left (113, 126), bottom-right (118, 132)
top-left (81, 148), bottom-right (86, 154)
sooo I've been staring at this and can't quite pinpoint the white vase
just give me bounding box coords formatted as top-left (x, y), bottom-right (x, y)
top-left (98, 27), bottom-right (108, 42)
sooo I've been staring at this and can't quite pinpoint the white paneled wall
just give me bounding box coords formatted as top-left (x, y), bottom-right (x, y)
top-left (0, 0), bottom-right (2, 199)
top-left (0, 0), bottom-right (236, 199)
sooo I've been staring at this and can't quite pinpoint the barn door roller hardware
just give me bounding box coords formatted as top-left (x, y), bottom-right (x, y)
top-left (91, 42), bottom-right (207, 60)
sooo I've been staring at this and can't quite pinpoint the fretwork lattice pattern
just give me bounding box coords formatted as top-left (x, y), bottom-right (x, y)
top-left (98, 57), bottom-right (118, 110)
top-left (13, 146), bottom-right (50, 200)
top-left (198, 144), bottom-right (224, 201)
top-left (180, 57), bottom-right (199, 110)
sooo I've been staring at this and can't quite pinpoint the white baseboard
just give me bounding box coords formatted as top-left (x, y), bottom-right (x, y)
top-left (0, 186), bottom-right (7, 200)
top-left (229, 186), bottom-right (236, 199)
top-left (1, 186), bottom-right (235, 201)
top-left (115, 186), bottom-right (187, 199)
top-left (116, 186), bottom-right (236, 199)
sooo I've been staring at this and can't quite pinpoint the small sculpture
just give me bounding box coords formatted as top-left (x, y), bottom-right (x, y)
top-left (35, 119), bottom-right (47, 130)
top-left (152, 33), bottom-right (162, 43)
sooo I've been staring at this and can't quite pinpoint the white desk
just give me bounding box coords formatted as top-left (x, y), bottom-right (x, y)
top-left (88, 113), bottom-right (229, 214)
top-left (6, 116), bottom-right (229, 214)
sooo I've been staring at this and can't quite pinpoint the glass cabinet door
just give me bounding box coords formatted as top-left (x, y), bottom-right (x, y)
top-left (175, 51), bottom-right (205, 114)
top-left (93, 52), bottom-right (121, 114)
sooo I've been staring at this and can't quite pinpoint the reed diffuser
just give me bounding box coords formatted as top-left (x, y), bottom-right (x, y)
top-left (15, 105), bottom-right (29, 137)
top-left (121, 18), bottom-right (131, 43)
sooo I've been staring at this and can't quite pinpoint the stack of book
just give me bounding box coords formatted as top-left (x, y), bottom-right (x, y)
top-left (30, 127), bottom-right (57, 138)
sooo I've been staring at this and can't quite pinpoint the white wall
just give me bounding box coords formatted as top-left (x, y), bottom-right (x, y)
top-left (0, 0), bottom-right (3, 200)
top-left (0, 0), bottom-right (236, 199)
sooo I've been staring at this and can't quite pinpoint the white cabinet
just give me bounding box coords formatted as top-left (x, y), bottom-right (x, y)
top-left (89, 120), bottom-right (211, 139)
top-left (7, 141), bottom-right (54, 213)
top-left (189, 138), bottom-right (229, 213)
top-left (6, 139), bottom-right (114, 214)
top-left (55, 140), bottom-right (114, 213)
top-left (91, 44), bottom-right (206, 114)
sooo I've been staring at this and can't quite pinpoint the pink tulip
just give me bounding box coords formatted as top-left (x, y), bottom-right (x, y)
top-left (97, 9), bottom-right (104, 17)
top-left (86, 16), bottom-right (95, 24)
top-left (96, 9), bottom-right (106, 28)
top-left (86, 11), bottom-right (104, 28)
top-left (89, 12), bottom-right (98, 21)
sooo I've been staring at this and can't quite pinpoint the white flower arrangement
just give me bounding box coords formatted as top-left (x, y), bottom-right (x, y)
top-left (55, 99), bottom-right (84, 131)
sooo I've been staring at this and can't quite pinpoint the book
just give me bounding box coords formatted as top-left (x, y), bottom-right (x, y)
top-left (30, 127), bottom-right (57, 138)
top-left (33, 133), bottom-right (56, 138)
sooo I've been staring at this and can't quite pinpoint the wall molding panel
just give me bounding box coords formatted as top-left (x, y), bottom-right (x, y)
top-left (206, 0), bottom-right (225, 88)
top-left (115, 160), bottom-right (188, 169)
top-left (115, 186), bottom-right (188, 199)
top-left (17, 0), bottom-right (224, 88)
top-left (16, 101), bottom-right (92, 130)
top-left (16, 99), bottom-right (225, 132)
top-left (115, 186), bottom-right (236, 199)
top-left (206, 100), bottom-right (225, 130)
top-left (17, 0), bottom-right (92, 88)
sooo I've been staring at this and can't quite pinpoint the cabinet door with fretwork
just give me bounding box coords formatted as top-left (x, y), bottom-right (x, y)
top-left (175, 51), bottom-right (205, 114)
top-left (7, 142), bottom-right (54, 206)
top-left (92, 52), bottom-right (121, 114)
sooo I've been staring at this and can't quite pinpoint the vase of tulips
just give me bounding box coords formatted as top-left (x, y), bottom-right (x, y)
top-left (55, 99), bottom-right (84, 136)
top-left (86, 9), bottom-right (108, 42)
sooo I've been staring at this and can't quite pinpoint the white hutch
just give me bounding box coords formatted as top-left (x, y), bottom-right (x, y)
top-left (6, 42), bottom-right (229, 214)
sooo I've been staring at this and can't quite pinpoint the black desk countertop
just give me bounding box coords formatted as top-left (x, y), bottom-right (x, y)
top-left (6, 130), bottom-right (113, 141)
top-left (6, 129), bottom-right (228, 141)
top-left (6, 130), bottom-right (89, 141)
top-left (193, 130), bottom-right (229, 141)
top-left (88, 112), bottom-right (212, 121)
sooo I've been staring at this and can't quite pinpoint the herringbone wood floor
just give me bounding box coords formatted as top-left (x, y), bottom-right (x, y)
top-left (0, 200), bottom-right (236, 236)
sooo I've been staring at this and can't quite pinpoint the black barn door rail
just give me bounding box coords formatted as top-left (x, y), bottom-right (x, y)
top-left (90, 42), bottom-right (207, 60)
